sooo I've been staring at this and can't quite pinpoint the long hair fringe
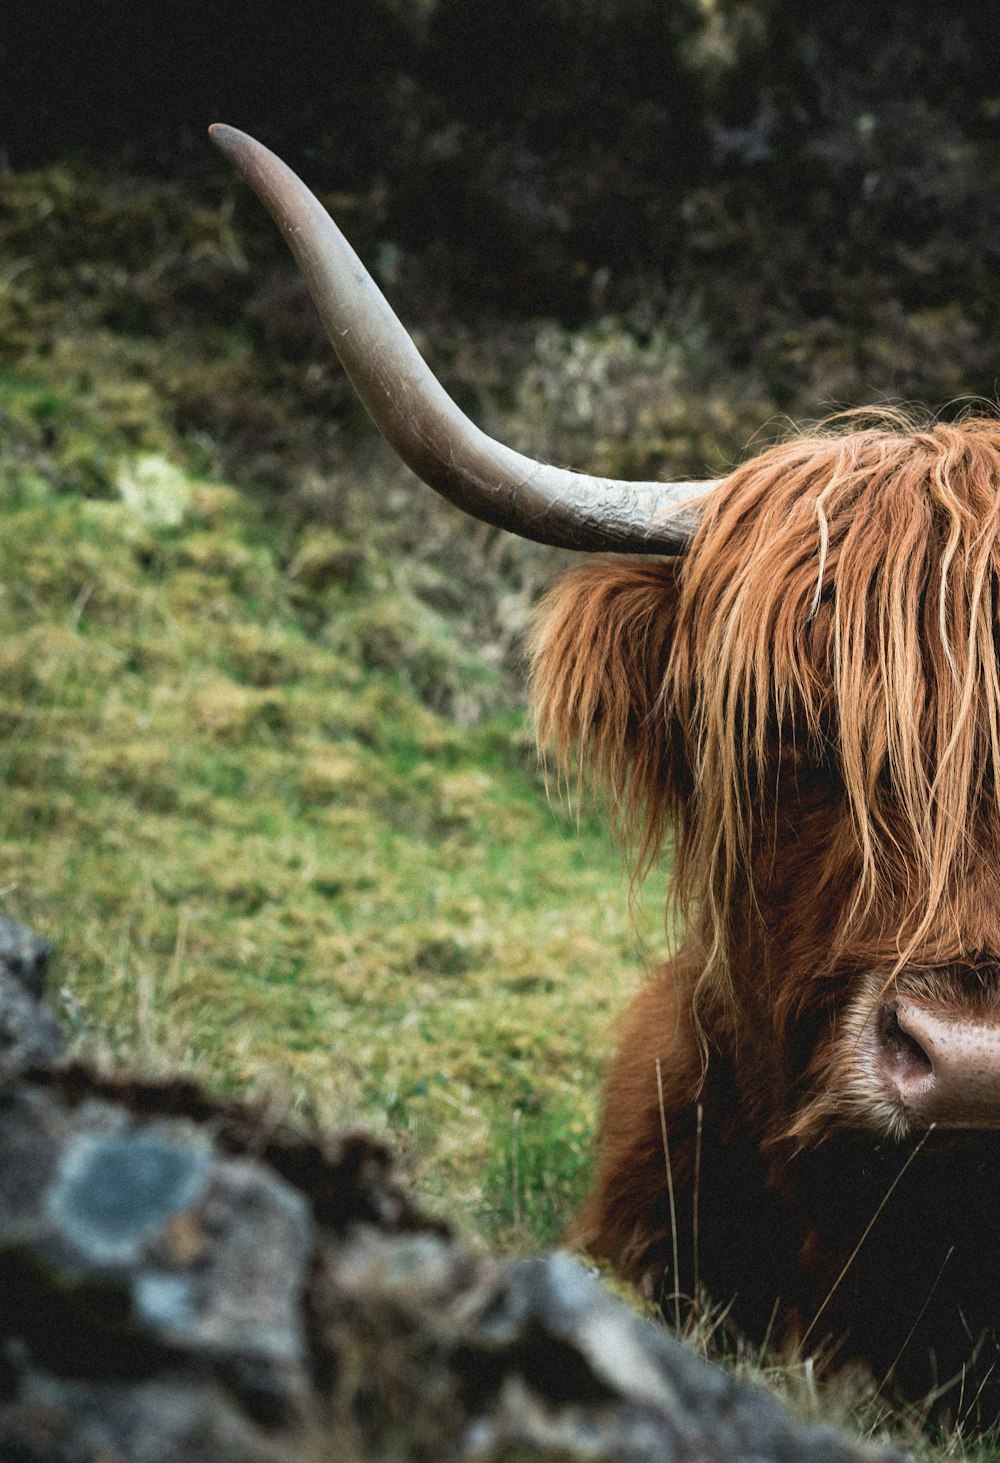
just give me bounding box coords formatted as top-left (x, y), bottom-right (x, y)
top-left (531, 411), bottom-right (1000, 1002)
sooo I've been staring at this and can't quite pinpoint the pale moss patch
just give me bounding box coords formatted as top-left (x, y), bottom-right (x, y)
top-left (117, 453), bottom-right (192, 528)
top-left (297, 746), bottom-right (372, 804)
top-left (181, 675), bottom-right (292, 741)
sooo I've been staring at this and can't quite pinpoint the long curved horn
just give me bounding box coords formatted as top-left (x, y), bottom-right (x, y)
top-left (210, 124), bottom-right (713, 554)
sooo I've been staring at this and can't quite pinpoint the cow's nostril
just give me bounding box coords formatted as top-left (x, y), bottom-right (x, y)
top-left (871, 998), bottom-right (1000, 1128)
top-left (877, 1002), bottom-right (933, 1081)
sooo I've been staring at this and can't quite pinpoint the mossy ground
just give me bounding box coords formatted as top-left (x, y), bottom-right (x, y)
top-left (0, 430), bottom-right (671, 1248)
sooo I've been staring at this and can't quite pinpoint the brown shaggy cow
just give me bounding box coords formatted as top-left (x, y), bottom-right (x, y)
top-left (532, 425), bottom-right (1000, 1420)
top-left (212, 126), bottom-right (1000, 1424)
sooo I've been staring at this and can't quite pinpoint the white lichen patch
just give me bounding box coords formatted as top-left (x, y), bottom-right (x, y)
top-left (117, 454), bottom-right (192, 528)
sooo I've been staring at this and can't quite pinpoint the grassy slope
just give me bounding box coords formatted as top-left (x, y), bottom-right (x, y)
top-left (0, 159), bottom-right (673, 1245)
top-left (0, 430), bottom-right (668, 1247)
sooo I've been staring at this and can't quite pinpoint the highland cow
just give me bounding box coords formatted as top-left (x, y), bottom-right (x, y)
top-left (212, 125), bottom-right (1000, 1424)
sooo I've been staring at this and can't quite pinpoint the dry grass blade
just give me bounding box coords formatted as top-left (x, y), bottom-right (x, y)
top-left (800, 1127), bottom-right (935, 1351)
top-left (656, 1056), bottom-right (682, 1332)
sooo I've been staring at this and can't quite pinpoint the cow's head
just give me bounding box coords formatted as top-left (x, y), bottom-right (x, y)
top-left (212, 125), bottom-right (1000, 1154)
top-left (530, 419), bottom-right (1000, 1149)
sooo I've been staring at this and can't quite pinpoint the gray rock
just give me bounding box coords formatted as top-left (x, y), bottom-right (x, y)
top-left (321, 1231), bottom-right (912, 1463)
top-left (0, 917), bottom-right (63, 1072)
top-left (0, 1373), bottom-right (295, 1463)
top-left (0, 1064), bottom-right (914, 1463)
top-left (0, 1085), bottom-right (314, 1427)
top-left (0, 916), bottom-right (52, 998)
top-left (0, 972), bottom-right (65, 1072)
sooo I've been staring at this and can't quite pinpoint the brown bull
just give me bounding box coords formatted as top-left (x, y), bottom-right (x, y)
top-left (212, 125), bottom-right (1000, 1424)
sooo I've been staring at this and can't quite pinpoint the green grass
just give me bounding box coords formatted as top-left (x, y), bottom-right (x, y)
top-left (0, 429), bottom-right (666, 1247)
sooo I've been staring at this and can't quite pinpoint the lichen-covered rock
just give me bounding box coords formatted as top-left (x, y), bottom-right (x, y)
top-left (0, 1374), bottom-right (296, 1463)
top-left (0, 1083), bottom-right (314, 1431)
top-left (0, 1022), bottom-right (913, 1462)
top-left (0, 1064), bottom-right (449, 1463)
top-left (0, 970), bottom-right (64, 1072)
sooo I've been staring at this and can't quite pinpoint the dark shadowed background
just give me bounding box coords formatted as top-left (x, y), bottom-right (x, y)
top-left (5, 0), bottom-right (1000, 344)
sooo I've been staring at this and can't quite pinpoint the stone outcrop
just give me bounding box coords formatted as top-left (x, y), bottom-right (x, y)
top-left (0, 919), bottom-right (912, 1462)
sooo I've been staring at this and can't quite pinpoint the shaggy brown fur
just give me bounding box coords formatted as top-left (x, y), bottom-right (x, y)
top-left (531, 414), bottom-right (1000, 1423)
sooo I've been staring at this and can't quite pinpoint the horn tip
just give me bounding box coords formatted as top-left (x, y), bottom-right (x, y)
top-left (209, 122), bottom-right (250, 161)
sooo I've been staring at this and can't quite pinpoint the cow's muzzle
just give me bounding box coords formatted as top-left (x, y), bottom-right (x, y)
top-left (876, 997), bottom-right (1000, 1127)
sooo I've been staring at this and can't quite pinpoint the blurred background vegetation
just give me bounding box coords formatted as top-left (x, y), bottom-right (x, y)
top-left (2, 0), bottom-right (1000, 1313)
top-left (8, 0), bottom-right (1000, 389)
